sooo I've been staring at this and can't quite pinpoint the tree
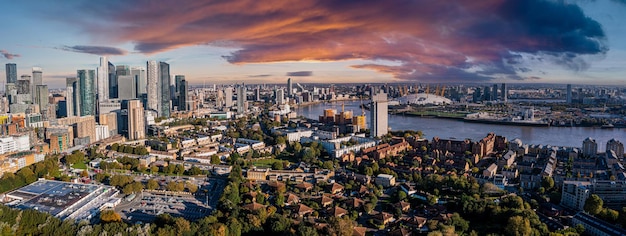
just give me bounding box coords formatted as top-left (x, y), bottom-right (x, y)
top-left (505, 216), bottom-right (531, 236)
top-left (328, 217), bottom-right (355, 236)
top-left (186, 182), bottom-right (198, 193)
top-left (147, 179), bottom-right (160, 190)
top-left (397, 191), bottom-right (407, 202)
top-left (541, 176), bottom-right (555, 191)
top-left (271, 161), bottom-right (283, 170)
top-left (100, 210), bottom-right (121, 223)
top-left (584, 194), bottom-right (603, 215)
top-left (211, 155), bottom-right (221, 165)
top-left (296, 224), bottom-right (319, 236)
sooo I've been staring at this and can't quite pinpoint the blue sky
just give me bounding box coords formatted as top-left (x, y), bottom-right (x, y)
top-left (1, 0), bottom-right (625, 89)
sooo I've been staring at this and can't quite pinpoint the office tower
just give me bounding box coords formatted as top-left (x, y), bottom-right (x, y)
top-left (159, 62), bottom-right (170, 117)
top-left (117, 75), bottom-right (136, 99)
top-left (237, 83), bottom-right (246, 113)
top-left (116, 65), bottom-right (130, 76)
top-left (224, 87), bottom-right (233, 107)
top-left (108, 62), bottom-right (117, 99)
top-left (287, 78), bottom-right (292, 97)
top-left (174, 75), bottom-right (184, 110)
top-left (473, 87), bottom-right (482, 102)
top-left (501, 83), bottom-right (507, 102)
top-left (97, 57), bottom-right (109, 102)
top-left (178, 77), bottom-right (188, 111)
top-left (78, 69), bottom-right (96, 116)
top-left (35, 85), bottom-right (48, 112)
top-left (492, 84), bottom-right (498, 101)
top-left (566, 84), bottom-right (572, 104)
top-left (276, 89), bottom-right (285, 105)
top-left (131, 67), bottom-right (147, 97)
top-left (66, 77), bottom-right (79, 117)
top-left (146, 61), bottom-right (159, 114)
top-left (370, 90), bottom-right (388, 137)
top-left (5, 63), bottom-right (17, 84)
top-left (606, 139), bottom-right (624, 156)
top-left (582, 137), bottom-right (598, 157)
top-left (120, 99), bottom-right (145, 140)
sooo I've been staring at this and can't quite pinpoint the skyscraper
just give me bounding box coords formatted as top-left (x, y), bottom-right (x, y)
top-left (501, 83), bottom-right (507, 102)
top-left (120, 99), bottom-right (145, 140)
top-left (566, 84), bottom-right (572, 104)
top-left (370, 90), bottom-right (388, 137)
top-left (237, 83), bottom-right (246, 113)
top-left (108, 62), bottom-right (117, 99)
top-left (492, 84), bottom-right (498, 101)
top-left (582, 137), bottom-right (597, 157)
top-left (97, 57), bottom-right (109, 102)
top-left (66, 77), bottom-right (79, 117)
top-left (146, 61), bottom-right (159, 114)
top-left (31, 67), bottom-right (43, 103)
top-left (78, 69), bottom-right (96, 116)
top-left (276, 89), bottom-right (285, 105)
top-left (159, 62), bottom-right (170, 117)
top-left (131, 67), bottom-right (147, 97)
top-left (174, 75), bottom-right (185, 110)
top-left (179, 79), bottom-right (188, 111)
top-left (16, 75), bottom-right (30, 95)
top-left (287, 78), bottom-right (292, 97)
top-left (35, 85), bottom-right (48, 113)
top-left (224, 87), bottom-right (233, 107)
top-left (117, 75), bottom-right (136, 99)
top-left (5, 63), bottom-right (17, 84)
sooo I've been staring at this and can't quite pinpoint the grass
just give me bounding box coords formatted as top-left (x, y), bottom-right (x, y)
top-left (71, 162), bottom-right (88, 169)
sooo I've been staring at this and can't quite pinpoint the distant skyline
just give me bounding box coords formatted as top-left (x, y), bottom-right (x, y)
top-left (1, 0), bottom-right (625, 89)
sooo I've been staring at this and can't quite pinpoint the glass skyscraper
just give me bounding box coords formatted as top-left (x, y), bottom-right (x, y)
top-left (5, 63), bottom-right (17, 84)
top-left (159, 62), bottom-right (170, 117)
top-left (78, 69), bottom-right (96, 116)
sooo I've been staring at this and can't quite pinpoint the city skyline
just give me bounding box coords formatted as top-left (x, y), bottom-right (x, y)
top-left (1, 0), bottom-right (626, 88)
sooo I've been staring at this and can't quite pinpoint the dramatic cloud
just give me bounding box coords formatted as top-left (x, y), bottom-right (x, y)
top-left (286, 71), bottom-right (313, 77)
top-left (67, 0), bottom-right (607, 82)
top-left (58, 45), bottom-right (127, 55)
top-left (0, 50), bottom-right (20, 59)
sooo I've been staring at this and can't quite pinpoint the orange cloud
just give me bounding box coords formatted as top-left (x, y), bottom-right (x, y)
top-left (69, 0), bottom-right (607, 82)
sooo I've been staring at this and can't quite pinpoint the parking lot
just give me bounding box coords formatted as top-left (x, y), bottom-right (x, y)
top-left (115, 177), bottom-right (225, 223)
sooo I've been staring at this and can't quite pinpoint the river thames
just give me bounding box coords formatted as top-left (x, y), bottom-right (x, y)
top-left (296, 101), bottom-right (626, 151)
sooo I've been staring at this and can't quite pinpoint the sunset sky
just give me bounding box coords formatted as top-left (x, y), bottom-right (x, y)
top-left (1, 0), bottom-right (625, 88)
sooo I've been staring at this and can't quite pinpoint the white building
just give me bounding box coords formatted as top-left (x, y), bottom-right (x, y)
top-left (370, 90), bottom-right (388, 137)
top-left (561, 181), bottom-right (591, 211)
top-left (97, 56), bottom-right (109, 102)
top-left (95, 125), bottom-right (110, 141)
top-left (146, 61), bottom-right (159, 113)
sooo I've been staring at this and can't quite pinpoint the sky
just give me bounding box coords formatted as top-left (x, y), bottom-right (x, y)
top-left (0, 0), bottom-right (625, 89)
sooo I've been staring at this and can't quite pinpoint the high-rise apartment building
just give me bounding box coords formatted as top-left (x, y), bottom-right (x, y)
top-left (582, 137), bottom-right (598, 157)
top-left (97, 57), bottom-right (109, 103)
top-left (224, 87), bottom-right (233, 107)
top-left (159, 62), bottom-right (170, 117)
top-left (370, 90), bottom-right (388, 138)
top-left (276, 89), bottom-right (285, 105)
top-left (146, 61), bottom-right (159, 114)
top-left (606, 139), bottom-right (624, 156)
top-left (121, 99), bottom-right (145, 140)
top-left (237, 83), bottom-right (246, 113)
top-left (78, 69), bottom-right (96, 116)
top-left (16, 75), bottom-right (30, 95)
top-left (5, 63), bottom-right (17, 84)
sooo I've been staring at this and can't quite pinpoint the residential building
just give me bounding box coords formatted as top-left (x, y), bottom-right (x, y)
top-left (370, 90), bottom-right (388, 137)
top-left (146, 61), bottom-right (159, 114)
top-left (582, 137), bottom-right (598, 157)
top-left (606, 139), bottom-right (624, 157)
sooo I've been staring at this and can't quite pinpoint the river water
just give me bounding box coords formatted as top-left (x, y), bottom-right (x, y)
top-left (296, 101), bottom-right (626, 151)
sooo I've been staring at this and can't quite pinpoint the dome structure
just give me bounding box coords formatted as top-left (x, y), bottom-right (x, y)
top-left (396, 93), bottom-right (452, 105)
